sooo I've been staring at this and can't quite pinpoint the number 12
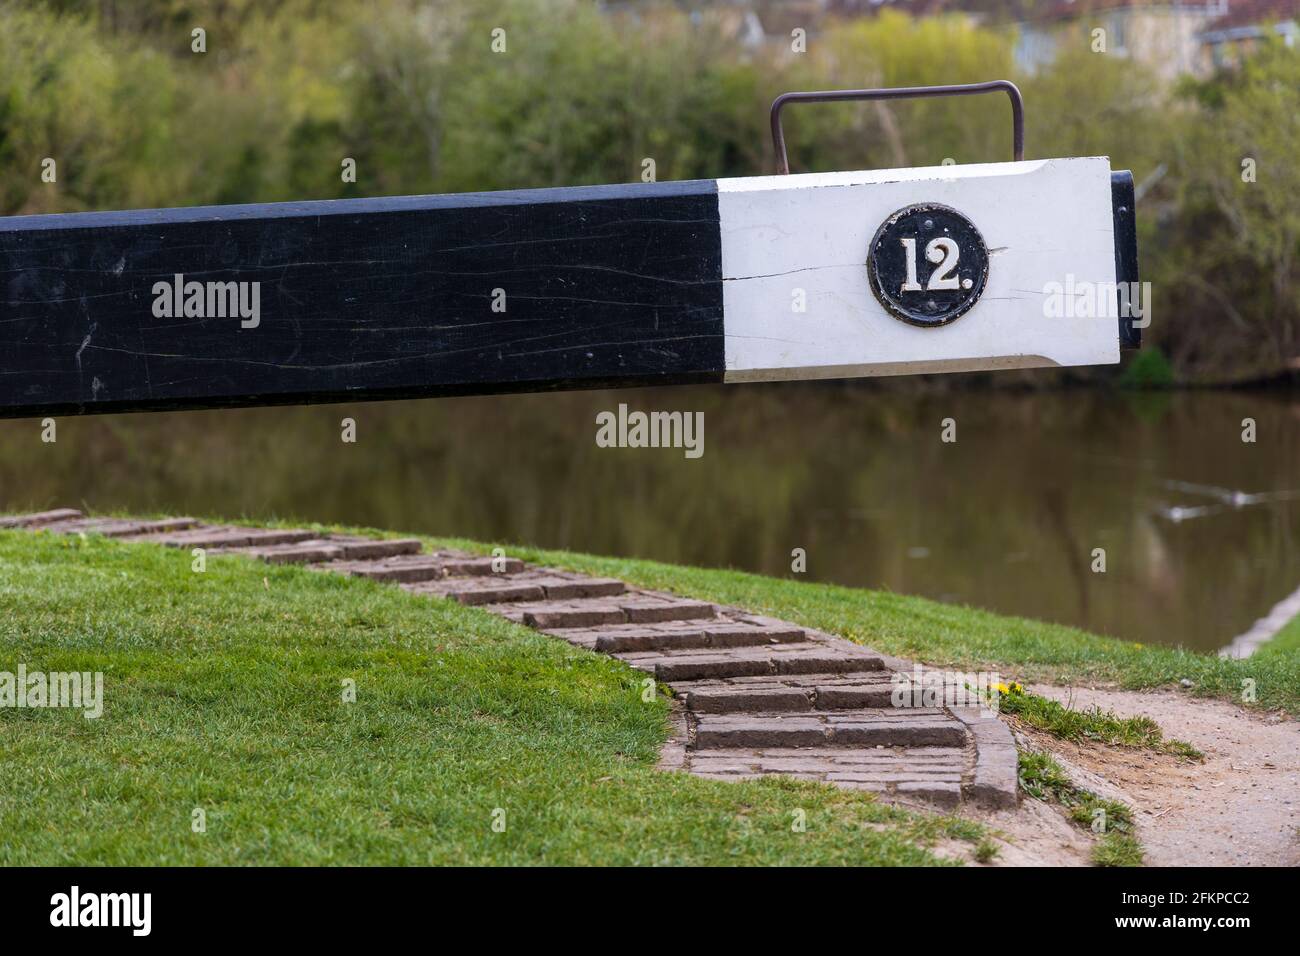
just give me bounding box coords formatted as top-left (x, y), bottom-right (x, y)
top-left (900, 237), bottom-right (960, 293)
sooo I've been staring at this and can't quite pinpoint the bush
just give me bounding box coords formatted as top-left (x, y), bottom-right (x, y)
top-left (1119, 347), bottom-right (1176, 389)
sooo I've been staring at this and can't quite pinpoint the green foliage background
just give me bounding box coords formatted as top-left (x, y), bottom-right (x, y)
top-left (2, 0), bottom-right (1297, 380)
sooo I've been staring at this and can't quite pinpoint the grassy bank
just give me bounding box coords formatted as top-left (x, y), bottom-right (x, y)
top-left (5, 517), bottom-right (1295, 865)
top-left (1257, 613), bottom-right (1300, 658)
top-left (430, 538), bottom-right (1300, 714)
top-left (0, 530), bottom-right (979, 866)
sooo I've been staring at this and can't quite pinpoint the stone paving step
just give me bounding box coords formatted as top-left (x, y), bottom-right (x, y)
top-left (405, 578), bottom-right (543, 605)
top-left (528, 576), bottom-right (627, 600)
top-left (0, 508), bottom-right (84, 528)
top-left (40, 516), bottom-right (201, 538)
top-left (320, 552), bottom-right (526, 583)
top-left (231, 536), bottom-right (424, 565)
top-left (243, 540), bottom-right (345, 564)
top-left (593, 620), bottom-right (805, 653)
top-left (319, 556), bottom-right (446, 582)
top-left (691, 711), bottom-right (966, 749)
top-left (138, 527), bottom-right (318, 549)
top-left (405, 570), bottom-right (625, 605)
top-left (640, 647), bottom-right (886, 682)
top-left (677, 675), bottom-right (898, 713)
top-left (323, 537), bottom-right (424, 560)
top-left (701, 745), bottom-right (967, 760)
top-left (688, 752), bottom-right (965, 774)
top-left (540, 620), bottom-right (690, 650)
top-left (680, 745), bottom-right (968, 808)
top-left (617, 596), bottom-right (718, 624)
top-left (497, 595), bottom-right (716, 630)
top-left (106, 517), bottom-right (200, 537)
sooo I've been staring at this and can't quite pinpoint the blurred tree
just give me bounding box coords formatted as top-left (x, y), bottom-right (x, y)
top-left (341, 0), bottom-right (467, 195)
top-left (1021, 43), bottom-right (1168, 173)
top-left (0, 6), bottom-right (185, 214)
top-left (430, 0), bottom-right (766, 191)
top-left (805, 11), bottom-right (1017, 172)
top-left (1157, 40), bottom-right (1300, 378)
top-left (0, 0), bottom-right (1295, 379)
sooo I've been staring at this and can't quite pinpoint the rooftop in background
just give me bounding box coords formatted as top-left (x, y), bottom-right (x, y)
top-left (637, 0), bottom-right (1298, 78)
top-left (827, 0), bottom-right (1296, 27)
top-left (663, 0), bottom-right (1299, 27)
top-left (1203, 0), bottom-right (1299, 29)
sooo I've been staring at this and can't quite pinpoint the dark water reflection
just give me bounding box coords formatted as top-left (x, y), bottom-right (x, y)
top-left (3, 384), bottom-right (1298, 653)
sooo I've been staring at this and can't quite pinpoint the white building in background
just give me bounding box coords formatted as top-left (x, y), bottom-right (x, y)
top-left (1198, 0), bottom-right (1298, 68)
top-left (604, 0), bottom-right (1299, 78)
top-left (1012, 1), bottom-right (1225, 79)
top-left (1010, 0), bottom-right (1298, 79)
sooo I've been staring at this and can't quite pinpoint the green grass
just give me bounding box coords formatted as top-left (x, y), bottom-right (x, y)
top-left (998, 689), bottom-right (1203, 760)
top-left (1257, 611), bottom-right (1300, 658)
top-left (1092, 833), bottom-right (1145, 867)
top-left (1017, 750), bottom-right (1143, 867)
top-left (47, 511), bottom-right (1300, 713)
top-left (434, 538), bottom-right (1300, 713)
top-left (0, 531), bottom-right (985, 866)
top-left (973, 837), bottom-right (999, 864)
top-left (7, 512), bottom-right (1294, 865)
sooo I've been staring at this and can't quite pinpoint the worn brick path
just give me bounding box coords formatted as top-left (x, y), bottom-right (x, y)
top-left (4, 509), bottom-right (1018, 810)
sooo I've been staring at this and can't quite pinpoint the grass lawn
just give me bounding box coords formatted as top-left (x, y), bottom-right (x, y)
top-left (429, 538), bottom-right (1300, 714)
top-left (0, 530), bottom-right (979, 866)
top-left (1257, 611), bottom-right (1300, 658)
top-left (5, 515), bottom-right (1295, 865)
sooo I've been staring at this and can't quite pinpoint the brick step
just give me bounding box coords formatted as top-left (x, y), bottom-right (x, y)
top-left (327, 557), bottom-right (451, 583)
top-left (243, 540), bottom-right (344, 564)
top-left (500, 596), bottom-right (717, 630)
top-left (407, 579), bottom-right (547, 605)
top-left (406, 571), bottom-right (625, 606)
top-left (593, 621), bottom-right (805, 653)
top-left (643, 648), bottom-right (885, 683)
top-left (139, 527), bottom-right (319, 549)
top-left (691, 711), bottom-right (967, 749)
top-left (688, 750), bottom-right (965, 789)
top-left (686, 749), bottom-right (961, 806)
top-left (688, 752), bottom-right (964, 775)
top-left (0, 509), bottom-right (83, 528)
top-left (38, 516), bottom-right (201, 538)
top-left (677, 676), bottom-right (900, 713)
top-left (324, 537), bottom-right (424, 560)
top-left (321, 552), bottom-right (526, 583)
top-left (101, 517), bottom-right (201, 537)
top-left (235, 536), bottom-right (424, 565)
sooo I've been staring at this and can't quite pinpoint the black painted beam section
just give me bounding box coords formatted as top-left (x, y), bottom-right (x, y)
top-left (1111, 170), bottom-right (1141, 351)
top-left (0, 181), bottom-right (724, 419)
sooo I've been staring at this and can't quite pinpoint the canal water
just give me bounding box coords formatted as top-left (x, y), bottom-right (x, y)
top-left (3, 384), bottom-right (1297, 654)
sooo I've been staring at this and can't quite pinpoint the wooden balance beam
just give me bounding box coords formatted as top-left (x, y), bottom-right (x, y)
top-left (0, 85), bottom-right (1139, 419)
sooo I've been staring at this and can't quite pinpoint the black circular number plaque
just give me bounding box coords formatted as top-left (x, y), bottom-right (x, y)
top-left (866, 203), bottom-right (989, 328)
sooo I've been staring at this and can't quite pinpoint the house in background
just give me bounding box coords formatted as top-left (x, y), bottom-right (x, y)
top-left (605, 0), bottom-right (1298, 77)
top-left (1010, 0), bottom-right (1298, 78)
top-left (1199, 0), bottom-right (1298, 68)
top-left (1011, 1), bottom-right (1226, 79)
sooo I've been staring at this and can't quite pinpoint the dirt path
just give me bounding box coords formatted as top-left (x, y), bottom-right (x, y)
top-left (998, 684), bottom-right (1299, 866)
